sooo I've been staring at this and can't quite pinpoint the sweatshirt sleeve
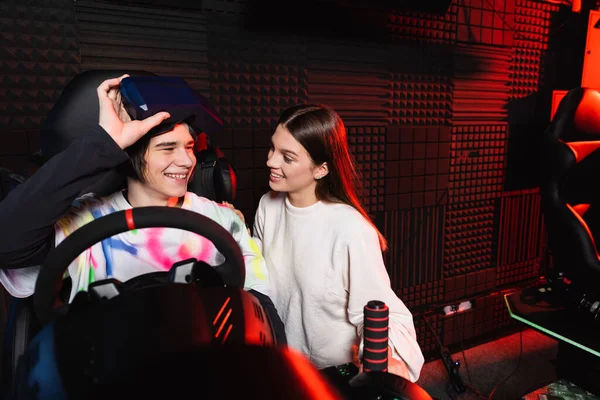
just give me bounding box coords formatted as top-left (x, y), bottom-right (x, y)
top-left (0, 126), bottom-right (129, 269)
top-left (222, 205), bottom-right (271, 297)
top-left (251, 194), bottom-right (266, 253)
top-left (344, 227), bottom-right (425, 383)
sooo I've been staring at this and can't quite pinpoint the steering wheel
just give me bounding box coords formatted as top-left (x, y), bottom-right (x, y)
top-left (33, 206), bottom-right (245, 325)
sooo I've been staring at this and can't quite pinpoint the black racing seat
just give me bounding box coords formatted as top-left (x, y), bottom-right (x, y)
top-left (0, 69), bottom-right (236, 397)
top-left (539, 87), bottom-right (600, 311)
top-left (190, 132), bottom-right (237, 204)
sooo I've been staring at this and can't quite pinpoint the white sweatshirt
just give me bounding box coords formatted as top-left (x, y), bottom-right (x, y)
top-left (253, 191), bottom-right (424, 382)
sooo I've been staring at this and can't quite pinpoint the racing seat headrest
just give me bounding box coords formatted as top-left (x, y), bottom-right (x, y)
top-left (39, 70), bottom-right (227, 198)
top-left (40, 70), bottom-right (155, 196)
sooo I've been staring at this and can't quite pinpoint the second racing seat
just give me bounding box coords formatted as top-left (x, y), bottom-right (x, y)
top-left (539, 87), bottom-right (600, 313)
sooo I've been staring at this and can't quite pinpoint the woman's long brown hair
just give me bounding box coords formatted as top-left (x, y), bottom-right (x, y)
top-left (278, 104), bottom-right (387, 251)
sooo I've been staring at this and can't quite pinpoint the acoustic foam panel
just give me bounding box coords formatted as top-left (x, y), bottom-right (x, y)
top-left (441, 292), bottom-right (513, 346)
top-left (76, 0), bottom-right (210, 95)
top-left (379, 206), bottom-right (445, 285)
top-left (348, 126), bottom-right (386, 215)
top-left (513, 0), bottom-right (559, 50)
top-left (210, 126), bottom-right (272, 228)
top-left (495, 188), bottom-right (543, 286)
top-left (386, 3), bottom-right (457, 44)
top-left (377, 205), bottom-right (445, 310)
top-left (415, 313), bottom-right (444, 360)
top-left (444, 268), bottom-right (496, 302)
top-left (452, 43), bottom-right (511, 124)
top-left (449, 124), bottom-right (507, 204)
top-left (0, 0), bottom-right (80, 173)
top-left (209, 26), bottom-right (308, 128)
top-left (386, 126), bottom-right (451, 210)
top-left (387, 45), bottom-right (454, 126)
top-left (443, 200), bottom-right (495, 278)
top-left (509, 48), bottom-right (543, 100)
top-left (456, 0), bottom-right (516, 46)
top-left (208, 26), bottom-right (308, 216)
top-left (307, 42), bottom-right (389, 124)
top-left (0, 0), bottom-right (80, 132)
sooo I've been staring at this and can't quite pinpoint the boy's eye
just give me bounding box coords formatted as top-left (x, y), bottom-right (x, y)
top-left (284, 156), bottom-right (293, 163)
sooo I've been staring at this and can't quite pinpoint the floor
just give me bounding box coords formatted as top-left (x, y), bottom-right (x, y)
top-left (416, 328), bottom-right (559, 400)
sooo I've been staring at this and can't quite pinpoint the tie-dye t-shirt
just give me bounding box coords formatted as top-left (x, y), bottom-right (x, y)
top-left (0, 191), bottom-right (270, 302)
top-left (56, 190), bottom-right (270, 302)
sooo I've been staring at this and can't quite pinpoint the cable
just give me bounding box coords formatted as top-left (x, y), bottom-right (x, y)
top-left (421, 314), bottom-right (443, 350)
top-left (459, 317), bottom-right (487, 399)
top-left (421, 314), bottom-right (468, 400)
top-left (487, 329), bottom-right (524, 400)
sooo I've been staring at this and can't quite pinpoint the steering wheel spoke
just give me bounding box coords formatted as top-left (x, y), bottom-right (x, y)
top-left (169, 258), bottom-right (225, 288)
top-left (89, 278), bottom-right (123, 301)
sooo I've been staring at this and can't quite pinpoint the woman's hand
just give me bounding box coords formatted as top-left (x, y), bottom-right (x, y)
top-left (386, 347), bottom-right (411, 378)
top-left (222, 201), bottom-right (250, 235)
top-left (352, 345), bottom-right (410, 379)
top-left (97, 74), bottom-right (171, 149)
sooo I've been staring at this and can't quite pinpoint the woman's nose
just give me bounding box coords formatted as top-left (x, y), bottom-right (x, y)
top-left (266, 150), bottom-right (277, 168)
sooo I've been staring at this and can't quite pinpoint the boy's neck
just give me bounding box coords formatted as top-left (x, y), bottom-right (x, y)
top-left (126, 179), bottom-right (180, 208)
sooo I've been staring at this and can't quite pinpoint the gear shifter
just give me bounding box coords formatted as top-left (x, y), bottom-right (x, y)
top-left (348, 300), bottom-right (433, 400)
top-left (361, 300), bottom-right (390, 373)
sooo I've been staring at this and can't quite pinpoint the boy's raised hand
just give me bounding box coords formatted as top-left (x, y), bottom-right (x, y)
top-left (97, 74), bottom-right (170, 150)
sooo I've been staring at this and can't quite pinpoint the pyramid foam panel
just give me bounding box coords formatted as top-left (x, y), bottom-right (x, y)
top-left (387, 4), bottom-right (457, 44)
top-left (509, 48), bottom-right (543, 100)
top-left (1, 0), bottom-right (80, 131)
top-left (209, 27), bottom-right (308, 128)
top-left (513, 0), bottom-right (559, 50)
top-left (387, 45), bottom-right (454, 126)
top-left (444, 200), bottom-right (495, 278)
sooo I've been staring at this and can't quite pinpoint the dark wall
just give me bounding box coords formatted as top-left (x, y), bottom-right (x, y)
top-left (0, 0), bottom-right (590, 359)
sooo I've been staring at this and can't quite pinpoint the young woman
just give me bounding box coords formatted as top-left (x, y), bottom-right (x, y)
top-left (229, 104), bottom-right (424, 381)
top-left (0, 75), bottom-right (285, 342)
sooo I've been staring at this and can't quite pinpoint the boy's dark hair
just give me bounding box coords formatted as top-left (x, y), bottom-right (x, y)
top-left (120, 122), bottom-right (197, 183)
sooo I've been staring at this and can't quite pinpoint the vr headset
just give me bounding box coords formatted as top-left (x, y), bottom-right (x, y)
top-left (120, 75), bottom-right (236, 203)
top-left (120, 76), bottom-right (223, 137)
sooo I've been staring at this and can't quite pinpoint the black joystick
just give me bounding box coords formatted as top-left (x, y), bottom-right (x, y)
top-left (348, 300), bottom-right (433, 400)
top-left (361, 300), bottom-right (390, 373)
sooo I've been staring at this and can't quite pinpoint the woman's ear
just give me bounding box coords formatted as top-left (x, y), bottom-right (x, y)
top-left (314, 162), bottom-right (329, 180)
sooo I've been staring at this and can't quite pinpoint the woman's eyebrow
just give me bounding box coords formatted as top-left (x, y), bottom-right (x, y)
top-left (271, 139), bottom-right (299, 156)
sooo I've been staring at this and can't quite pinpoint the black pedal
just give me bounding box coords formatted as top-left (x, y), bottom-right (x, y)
top-left (440, 347), bottom-right (466, 396)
